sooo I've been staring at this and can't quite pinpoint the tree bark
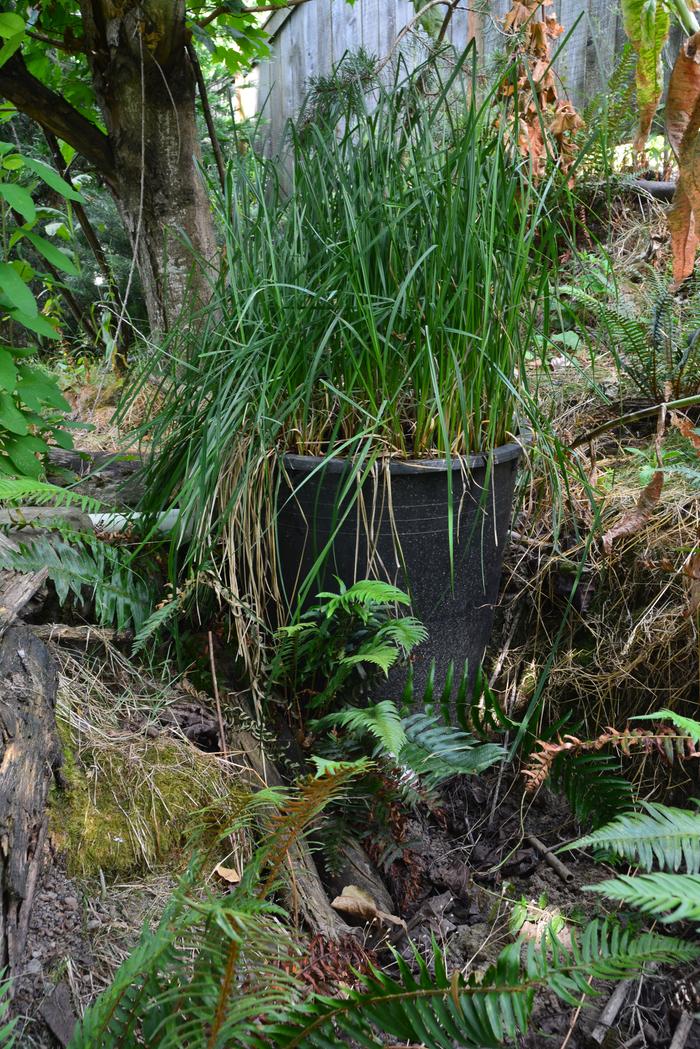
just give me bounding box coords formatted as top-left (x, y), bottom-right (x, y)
top-left (0, 626), bottom-right (62, 976)
top-left (78, 0), bottom-right (217, 334)
top-left (0, 2), bottom-right (218, 337)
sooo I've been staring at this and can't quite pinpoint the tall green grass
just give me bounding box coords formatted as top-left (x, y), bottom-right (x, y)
top-left (124, 51), bottom-right (576, 675)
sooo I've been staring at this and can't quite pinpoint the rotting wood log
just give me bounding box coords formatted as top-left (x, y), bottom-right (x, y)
top-left (0, 625), bottom-right (63, 977)
top-left (0, 533), bottom-right (48, 637)
top-left (322, 837), bottom-right (396, 917)
top-left (227, 691), bottom-right (354, 940)
top-left (47, 448), bottom-right (144, 509)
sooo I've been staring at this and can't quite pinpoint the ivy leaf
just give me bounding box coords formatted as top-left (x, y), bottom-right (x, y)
top-left (21, 157), bottom-right (84, 203)
top-left (0, 182), bottom-right (36, 222)
top-left (0, 262), bottom-right (37, 317)
top-left (0, 391), bottom-right (29, 435)
top-left (25, 231), bottom-right (78, 275)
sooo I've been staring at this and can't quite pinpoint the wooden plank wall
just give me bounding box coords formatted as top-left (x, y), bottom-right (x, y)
top-left (252, 0), bottom-right (676, 159)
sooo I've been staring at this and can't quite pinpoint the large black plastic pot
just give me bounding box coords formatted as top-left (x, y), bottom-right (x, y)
top-left (276, 440), bottom-right (523, 699)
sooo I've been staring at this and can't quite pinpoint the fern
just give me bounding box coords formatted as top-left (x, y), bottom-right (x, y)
top-left (0, 475), bottom-right (103, 513)
top-left (549, 751), bottom-right (634, 829)
top-left (313, 701), bottom-right (407, 755)
top-left (587, 873), bottom-right (700, 924)
top-left (2, 531), bottom-right (153, 632)
top-left (312, 703), bottom-right (504, 786)
top-left (563, 801), bottom-right (700, 872)
top-left (633, 709), bottom-right (700, 746)
top-left (270, 921), bottom-right (697, 1049)
top-left (400, 710), bottom-right (504, 785)
top-left (562, 277), bottom-right (700, 401)
top-left (0, 972), bottom-right (16, 1049)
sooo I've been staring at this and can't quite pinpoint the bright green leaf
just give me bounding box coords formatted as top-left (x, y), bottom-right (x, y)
top-left (0, 262), bottom-right (37, 316)
top-left (25, 232), bottom-right (78, 275)
top-left (0, 31), bottom-right (25, 71)
top-left (5, 437), bottom-right (43, 478)
top-left (621, 0), bottom-right (671, 150)
top-left (0, 348), bottom-right (16, 392)
top-left (0, 392), bottom-right (28, 435)
top-left (0, 13), bottom-right (24, 38)
top-left (21, 157), bottom-right (84, 203)
top-left (7, 309), bottom-right (59, 339)
top-left (0, 182), bottom-right (36, 222)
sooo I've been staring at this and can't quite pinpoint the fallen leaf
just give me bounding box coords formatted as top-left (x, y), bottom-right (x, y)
top-left (684, 549), bottom-right (700, 616)
top-left (671, 411), bottom-right (700, 453)
top-left (214, 862), bottom-right (241, 884)
top-left (330, 884), bottom-right (406, 928)
top-left (602, 470), bottom-right (664, 553)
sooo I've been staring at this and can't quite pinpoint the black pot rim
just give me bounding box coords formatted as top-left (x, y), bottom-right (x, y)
top-left (282, 434), bottom-right (527, 475)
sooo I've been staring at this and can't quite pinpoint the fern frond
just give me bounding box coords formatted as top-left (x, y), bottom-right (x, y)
top-left (131, 597), bottom-right (180, 656)
top-left (563, 801), bottom-right (700, 872)
top-left (0, 972), bottom-right (16, 1049)
top-left (549, 751), bottom-right (633, 829)
top-left (313, 701), bottom-right (407, 755)
top-left (587, 873), bottom-right (700, 924)
top-left (399, 710), bottom-right (504, 785)
top-left (0, 475), bottom-right (103, 513)
top-left (633, 709), bottom-right (700, 745)
top-left (271, 921), bottom-right (698, 1049)
top-left (2, 533), bottom-right (153, 632)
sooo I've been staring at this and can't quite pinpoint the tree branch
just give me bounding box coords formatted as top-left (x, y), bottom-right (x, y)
top-left (0, 53), bottom-right (115, 183)
top-left (196, 0), bottom-right (311, 30)
top-left (26, 30), bottom-right (85, 54)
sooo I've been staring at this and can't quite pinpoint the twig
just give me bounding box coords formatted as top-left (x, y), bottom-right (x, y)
top-left (187, 42), bottom-right (226, 193)
top-left (30, 624), bottom-right (125, 645)
top-left (560, 974), bottom-right (595, 1049)
top-left (590, 979), bottom-right (632, 1044)
top-left (208, 631), bottom-right (228, 760)
top-left (570, 393), bottom-right (700, 449)
top-left (670, 1012), bottom-right (694, 1049)
top-left (196, 0), bottom-right (311, 30)
top-left (526, 834), bottom-right (575, 884)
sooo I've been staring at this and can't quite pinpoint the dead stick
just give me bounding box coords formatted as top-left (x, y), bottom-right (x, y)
top-left (526, 834), bottom-right (575, 884)
top-left (208, 631), bottom-right (228, 760)
top-left (670, 1012), bottom-right (694, 1049)
top-left (30, 624), bottom-right (124, 644)
top-left (590, 979), bottom-right (632, 1044)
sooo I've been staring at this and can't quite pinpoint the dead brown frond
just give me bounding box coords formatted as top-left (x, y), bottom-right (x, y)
top-left (524, 724), bottom-right (700, 794)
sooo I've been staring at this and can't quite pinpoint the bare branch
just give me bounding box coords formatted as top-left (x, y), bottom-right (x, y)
top-left (0, 53), bottom-right (115, 182)
top-left (196, 0), bottom-right (311, 30)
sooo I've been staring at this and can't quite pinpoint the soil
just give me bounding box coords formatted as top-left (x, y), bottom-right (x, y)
top-left (9, 725), bottom-right (700, 1049)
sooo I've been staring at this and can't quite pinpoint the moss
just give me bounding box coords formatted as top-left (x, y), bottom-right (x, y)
top-left (51, 719), bottom-right (232, 878)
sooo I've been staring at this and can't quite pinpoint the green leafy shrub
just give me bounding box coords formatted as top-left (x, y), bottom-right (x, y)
top-left (0, 140), bottom-right (80, 475)
top-left (564, 273), bottom-right (700, 402)
top-left (67, 768), bottom-right (700, 1049)
top-left (269, 579), bottom-right (426, 711)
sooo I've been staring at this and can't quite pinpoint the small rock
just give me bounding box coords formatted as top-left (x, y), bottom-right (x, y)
top-left (64, 896), bottom-right (79, 911)
top-left (25, 958), bottom-right (42, 975)
top-left (87, 919), bottom-right (100, 931)
top-left (44, 891), bottom-right (57, 901)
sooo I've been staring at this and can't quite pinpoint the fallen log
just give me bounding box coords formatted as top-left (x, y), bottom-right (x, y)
top-left (0, 533), bottom-right (47, 637)
top-left (227, 690), bottom-right (354, 940)
top-left (0, 625), bottom-right (63, 976)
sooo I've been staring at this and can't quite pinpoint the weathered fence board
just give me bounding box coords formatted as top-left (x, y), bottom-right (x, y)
top-left (252, 0), bottom-right (639, 158)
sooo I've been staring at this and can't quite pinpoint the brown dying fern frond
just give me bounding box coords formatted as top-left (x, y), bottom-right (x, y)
top-left (524, 725), bottom-right (700, 793)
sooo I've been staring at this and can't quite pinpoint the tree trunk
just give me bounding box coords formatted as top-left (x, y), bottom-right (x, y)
top-left (78, 0), bottom-right (217, 334)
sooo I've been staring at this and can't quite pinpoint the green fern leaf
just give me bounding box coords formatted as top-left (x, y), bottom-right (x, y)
top-left (399, 711), bottom-right (504, 785)
top-left (563, 801), bottom-right (700, 872)
top-left (632, 709), bottom-right (700, 745)
top-left (586, 873), bottom-right (700, 924)
top-left (313, 701), bottom-right (407, 755)
top-left (550, 751), bottom-right (633, 829)
top-left (0, 475), bottom-right (103, 512)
